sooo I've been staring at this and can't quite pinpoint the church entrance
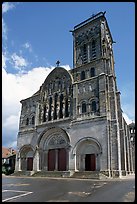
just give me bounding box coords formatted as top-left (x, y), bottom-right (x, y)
top-left (48, 148), bottom-right (66, 171)
top-left (27, 157), bottom-right (33, 171)
top-left (48, 149), bottom-right (56, 171)
top-left (85, 154), bottom-right (96, 171)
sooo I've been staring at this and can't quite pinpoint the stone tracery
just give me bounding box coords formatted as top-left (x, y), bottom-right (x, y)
top-left (39, 67), bottom-right (73, 123)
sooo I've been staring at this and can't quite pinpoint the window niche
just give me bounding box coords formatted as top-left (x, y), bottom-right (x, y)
top-left (91, 101), bottom-right (97, 112)
top-left (92, 40), bottom-right (96, 59)
top-left (81, 71), bottom-right (86, 80)
top-left (82, 102), bottom-right (87, 113)
top-left (26, 118), bottom-right (29, 126)
top-left (48, 97), bottom-right (52, 121)
top-left (32, 116), bottom-right (35, 125)
top-left (90, 67), bottom-right (95, 77)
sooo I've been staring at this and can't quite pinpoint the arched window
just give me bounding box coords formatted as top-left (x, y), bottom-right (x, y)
top-left (81, 71), bottom-right (85, 80)
top-left (82, 102), bottom-right (87, 113)
top-left (60, 94), bottom-right (63, 118)
top-left (43, 106), bottom-right (46, 122)
top-left (32, 116), bottom-right (35, 125)
top-left (54, 93), bottom-right (58, 120)
top-left (48, 97), bottom-right (52, 121)
top-left (65, 98), bottom-right (69, 117)
top-left (83, 44), bottom-right (87, 64)
top-left (92, 40), bottom-right (96, 59)
top-left (26, 118), bottom-right (29, 125)
top-left (92, 101), bottom-right (97, 112)
top-left (90, 67), bottom-right (95, 77)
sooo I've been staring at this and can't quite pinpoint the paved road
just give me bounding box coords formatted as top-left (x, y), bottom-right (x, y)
top-left (2, 174), bottom-right (135, 202)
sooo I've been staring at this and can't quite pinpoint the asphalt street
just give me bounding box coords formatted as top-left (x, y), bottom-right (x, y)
top-left (2, 174), bottom-right (135, 202)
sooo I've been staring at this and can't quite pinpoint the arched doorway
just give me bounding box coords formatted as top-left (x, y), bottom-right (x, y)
top-left (38, 127), bottom-right (70, 171)
top-left (73, 137), bottom-right (102, 171)
top-left (20, 145), bottom-right (34, 171)
top-left (85, 154), bottom-right (96, 171)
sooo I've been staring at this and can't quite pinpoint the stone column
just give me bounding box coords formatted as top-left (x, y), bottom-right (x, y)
top-left (62, 101), bottom-right (65, 118)
top-left (129, 143), bottom-right (134, 172)
top-left (35, 102), bottom-right (39, 126)
top-left (68, 99), bottom-right (70, 117)
top-left (55, 149), bottom-right (58, 171)
top-left (122, 117), bottom-right (127, 172)
top-left (56, 103), bottom-right (60, 119)
top-left (87, 44), bottom-right (90, 63)
top-left (45, 105), bottom-right (49, 121)
top-left (51, 105), bottom-right (54, 121)
top-left (40, 105), bottom-right (44, 123)
top-left (33, 147), bottom-right (40, 171)
top-left (43, 150), bottom-right (48, 171)
top-left (74, 154), bottom-right (77, 171)
top-left (16, 152), bottom-right (21, 171)
top-left (126, 126), bottom-right (131, 173)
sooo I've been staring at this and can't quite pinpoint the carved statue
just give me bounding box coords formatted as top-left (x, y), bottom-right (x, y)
top-left (62, 102), bottom-right (65, 118)
top-left (56, 103), bottom-right (60, 119)
top-left (51, 105), bottom-right (54, 120)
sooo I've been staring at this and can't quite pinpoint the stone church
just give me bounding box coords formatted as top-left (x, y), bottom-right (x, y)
top-left (15, 12), bottom-right (134, 178)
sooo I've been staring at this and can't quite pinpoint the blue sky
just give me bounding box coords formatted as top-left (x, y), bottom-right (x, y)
top-left (2, 2), bottom-right (135, 148)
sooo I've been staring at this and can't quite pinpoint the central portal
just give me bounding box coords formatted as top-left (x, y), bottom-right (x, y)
top-left (48, 148), bottom-right (66, 171)
top-left (85, 154), bottom-right (96, 171)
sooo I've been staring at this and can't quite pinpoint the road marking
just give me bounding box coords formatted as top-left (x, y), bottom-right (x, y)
top-left (48, 200), bottom-right (69, 202)
top-left (2, 190), bottom-right (33, 202)
top-left (2, 190), bottom-right (30, 193)
top-left (68, 191), bottom-right (91, 197)
top-left (3, 183), bottom-right (30, 186)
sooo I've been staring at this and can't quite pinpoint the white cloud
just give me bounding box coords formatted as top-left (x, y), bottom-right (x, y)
top-left (11, 53), bottom-right (28, 71)
top-left (120, 84), bottom-right (135, 121)
top-left (2, 2), bottom-right (15, 13)
top-left (3, 115), bottom-right (20, 131)
top-left (23, 42), bottom-right (32, 52)
top-left (2, 65), bottom-right (71, 148)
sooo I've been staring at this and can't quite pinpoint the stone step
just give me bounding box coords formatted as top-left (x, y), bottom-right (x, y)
top-left (32, 171), bottom-right (72, 178)
top-left (71, 171), bottom-right (103, 179)
top-left (12, 171), bottom-right (34, 176)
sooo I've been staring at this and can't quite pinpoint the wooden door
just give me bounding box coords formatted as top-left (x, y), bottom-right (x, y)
top-left (58, 148), bottom-right (66, 171)
top-left (27, 157), bottom-right (33, 171)
top-left (48, 149), bottom-right (55, 171)
top-left (85, 154), bottom-right (96, 171)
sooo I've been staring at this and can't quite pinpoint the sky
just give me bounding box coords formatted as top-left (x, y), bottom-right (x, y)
top-left (2, 2), bottom-right (135, 149)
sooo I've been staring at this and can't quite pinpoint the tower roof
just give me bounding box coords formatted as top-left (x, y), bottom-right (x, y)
top-left (72, 11), bottom-right (113, 43)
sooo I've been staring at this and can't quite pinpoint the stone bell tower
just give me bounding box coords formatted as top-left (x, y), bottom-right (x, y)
top-left (70, 12), bottom-right (124, 177)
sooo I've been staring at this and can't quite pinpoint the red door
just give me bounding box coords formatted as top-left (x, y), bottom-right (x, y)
top-left (27, 157), bottom-right (33, 171)
top-left (85, 154), bottom-right (96, 171)
top-left (48, 149), bottom-right (55, 171)
top-left (58, 148), bottom-right (66, 171)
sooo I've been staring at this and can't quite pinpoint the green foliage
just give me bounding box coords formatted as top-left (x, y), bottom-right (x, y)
top-left (2, 164), bottom-right (14, 175)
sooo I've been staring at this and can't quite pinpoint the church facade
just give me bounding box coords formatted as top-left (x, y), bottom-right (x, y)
top-left (15, 12), bottom-right (134, 177)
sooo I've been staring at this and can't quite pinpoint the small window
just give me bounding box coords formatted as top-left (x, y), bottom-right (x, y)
top-left (81, 71), bottom-right (85, 80)
top-left (131, 129), bottom-right (133, 133)
top-left (92, 101), bottom-right (97, 112)
top-left (32, 116), bottom-right (35, 125)
top-left (26, 118), bottom-right (29, 125)
top-left (92, 40), bottom-right (96, 59)
top-left (92, 40), bottom-right (96, 48)
top-left (82, 102), bottom-right (87, 113)
top-left (90, 68), bottom-right (95, 77)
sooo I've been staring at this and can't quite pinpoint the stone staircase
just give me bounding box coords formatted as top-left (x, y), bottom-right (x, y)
top-left (11, 170), bottom-right (109, 179)
top-left (32, 171), bottom-right (73, 178)
top-left (71, 171), bottom-right (109, 179)
top-left (11, 171), bottom-right (35, 176)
